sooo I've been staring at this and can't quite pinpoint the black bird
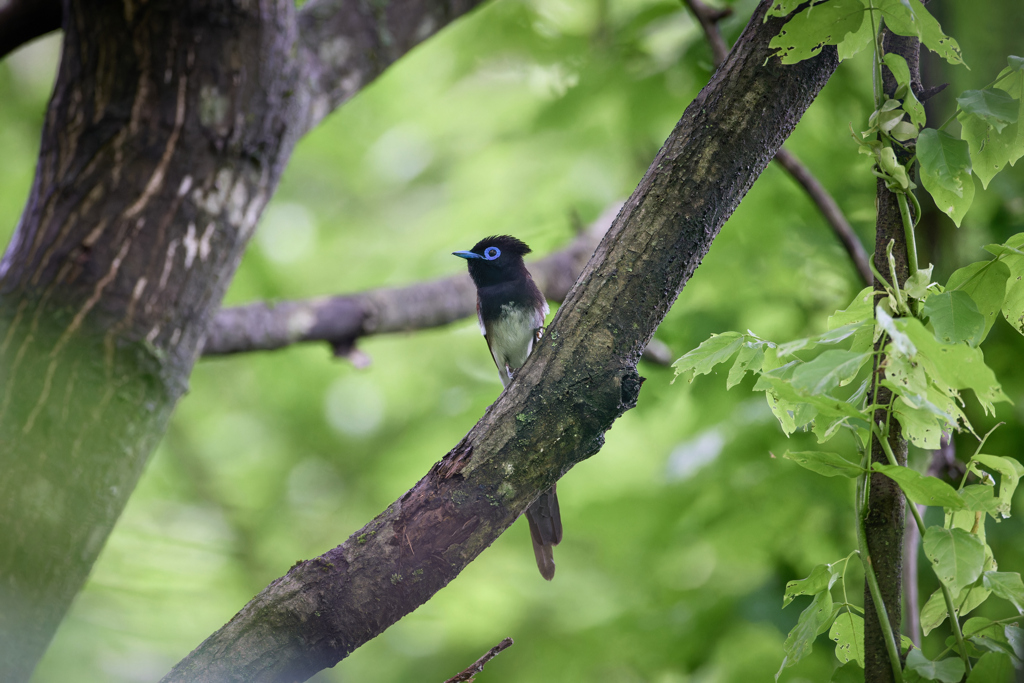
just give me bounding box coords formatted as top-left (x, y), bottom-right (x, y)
top-left (453, 235), bottom-right (562, 580)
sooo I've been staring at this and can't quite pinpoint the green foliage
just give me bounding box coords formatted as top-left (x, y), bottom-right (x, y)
top-left (904, 648), bottom-right (966, 683)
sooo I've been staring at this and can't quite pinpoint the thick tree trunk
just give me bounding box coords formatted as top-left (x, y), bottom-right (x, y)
top-left (0, 0), bottom-right (481, 678)
top-left (163, 3), bottom-right (839, 680)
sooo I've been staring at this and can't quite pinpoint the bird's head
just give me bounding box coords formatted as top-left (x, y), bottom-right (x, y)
top-left (453, 235), bottom-right (532, 285)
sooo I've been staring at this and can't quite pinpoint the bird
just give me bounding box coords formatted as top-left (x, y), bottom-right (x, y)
top-left (453, 235), bottom-right (562, 580)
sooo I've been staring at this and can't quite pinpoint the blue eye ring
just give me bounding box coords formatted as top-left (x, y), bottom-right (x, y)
top-left (483, 247), bottom-right (501, 260)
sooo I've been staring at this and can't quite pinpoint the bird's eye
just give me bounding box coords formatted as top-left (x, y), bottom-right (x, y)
top-left (484, 247), bottom-right (501, 260)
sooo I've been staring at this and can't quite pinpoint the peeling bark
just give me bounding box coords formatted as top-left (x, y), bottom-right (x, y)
top-left (162, 3), bottom-right (839, 679)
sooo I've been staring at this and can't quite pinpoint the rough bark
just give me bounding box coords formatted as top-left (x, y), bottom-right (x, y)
top-left (863, 29), bottom-right (920, 683)
top-left (0, 0), bottom-right (483, 679)
top-left (162, 3), bottom-right (839, 680)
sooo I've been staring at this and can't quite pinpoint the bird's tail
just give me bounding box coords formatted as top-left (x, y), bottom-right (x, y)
top-left (525, 485), bottom-right (562, 580)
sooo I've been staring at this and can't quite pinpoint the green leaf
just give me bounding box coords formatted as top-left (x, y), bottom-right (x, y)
top-left (884, 53), bottom-right (926, 127)
top-left (783, 563), bottom-right (837, 608)
top-left (972, 454), bottom-right (1023, 518)
top-left (959, 484), bottom-right (1002, 515)
top-left (918, 128), bottom-right (975, 226)
top-left (727, 342), bottom-right (765, 389)
top-left (893, 400), bottom-right (946, 449)
top-left (673, 332), bottom-right (743, 382)
top-left (876, 305), bottom-right (917, 356)
top-left (982, 571), bottom-right (1024, 614)
top-left (872, 464), bottom-right (966, 509)
top-left (790, 349), bottom-right (871, 395)
top-left (945, 259), bottom-right (1011, 341)
top-left (922, 290), bottom-right (986, 346)
top-left (899, 316), bottom-right (1009, 415)
top-left (920, 584), bottom-right (992, 635)
top-left (966, 652), bottom-right (1015, 683)
top-left (829, 612), bottom-right (865, 667)
top-left (779, 589), bottom-right (834, 676)
top-left (959, 111), bottom-right (1024, 190)
top-left (904, 649), bottom-right (966, 683)
top-left (998, 237), bottom-right (1024, 335)
top-left (957, 89), bottom-right (1019, 133)
top-left (769, 0), bottom-right (867, 64)
top-left (786, 451), bottom-right (864, 479)
top-left (877, 0), bottom-right (963, 66)
top-left (830, 287), bottom-right (873, 329)
top-left (924, 526), bottom-right (986, 594)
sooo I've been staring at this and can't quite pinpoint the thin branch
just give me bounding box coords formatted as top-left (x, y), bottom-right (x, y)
top-left (444, 638), bottom-right (513, 683)
top-left (773, 147), bottom-right (873, 284)
top-left (0, 0), bottom-right (61, 60)
top-left (162, 4), bottom-right (838, 678)
top-left (294, 0), bottom-right (485, 136)
top-left (681, 0), bottom-right (871, 286)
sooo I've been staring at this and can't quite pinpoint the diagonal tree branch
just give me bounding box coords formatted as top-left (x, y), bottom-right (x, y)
top-left (682, 0), bottom-right (872, 285)
top-left (163, 2), bottom-right (838, 679)
top-left (0, 0), bottom-right (61, 60)
top-left (295, 0), bottom-right (485, 137)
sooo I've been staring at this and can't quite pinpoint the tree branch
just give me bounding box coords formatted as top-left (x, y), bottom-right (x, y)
top-left (200, 205), bottom-right (676, 366)
top-left (201, 206), bottom-right (614, 357)
top-left (443, 637), bottom-right (513, 683)
top-left (162, 3), bottom-right (838, 679)
top-left (0, 0), bottom-right (61, 60)
top-left (295, 0), bottom-right (485, 136)
top-left (682, 0), bottom-right (871, 285)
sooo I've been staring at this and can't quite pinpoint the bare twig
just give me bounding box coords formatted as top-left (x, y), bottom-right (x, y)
top-left (682, 0), bottom-right (871, 285)
top-left (444, 638), bottom-right (513, 683)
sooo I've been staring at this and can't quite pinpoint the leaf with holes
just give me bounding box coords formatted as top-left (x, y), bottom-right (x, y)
top-left (829, 612), bottom-right (864, 667)
top-left (769, 0), bottom-right (867, 64)
top-left (924, 526), bottom-right (986, 594)
top-left (877, 0), bottom-right (963, 65)
top-left (922, 290), bottom-right (985, 347)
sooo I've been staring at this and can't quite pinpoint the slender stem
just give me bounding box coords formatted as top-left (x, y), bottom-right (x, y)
top-left (956, 422), bottom-right (1005, 491)
top-left (873, 424), bottom-right (972, 673)
top-left (868, 0), bottom-right (883, 109)
top-left (856, 524), bottom-right (904, 682)
top-left (897, 193), bottom-right (919, 274)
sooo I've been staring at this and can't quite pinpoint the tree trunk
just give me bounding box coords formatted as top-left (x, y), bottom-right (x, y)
top-left (0, 0), bottom-right (481, 678)
top-left (863, 28), bottom-right (921, 683)
top-left (162, 2), bottom-right (839, 679)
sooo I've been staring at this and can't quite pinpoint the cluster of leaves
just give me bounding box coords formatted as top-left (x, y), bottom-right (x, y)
top-left (767, 0), bottom-right (1024, 228)
top-left (673, 233), bottom-right (1024, 680)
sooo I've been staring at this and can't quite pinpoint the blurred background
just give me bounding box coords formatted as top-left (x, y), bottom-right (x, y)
top-left (1, 0), bottom-right (1022, 680)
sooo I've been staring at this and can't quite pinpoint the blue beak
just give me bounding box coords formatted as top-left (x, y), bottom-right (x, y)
top-left (452, 250), bottom-right (483, 260)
